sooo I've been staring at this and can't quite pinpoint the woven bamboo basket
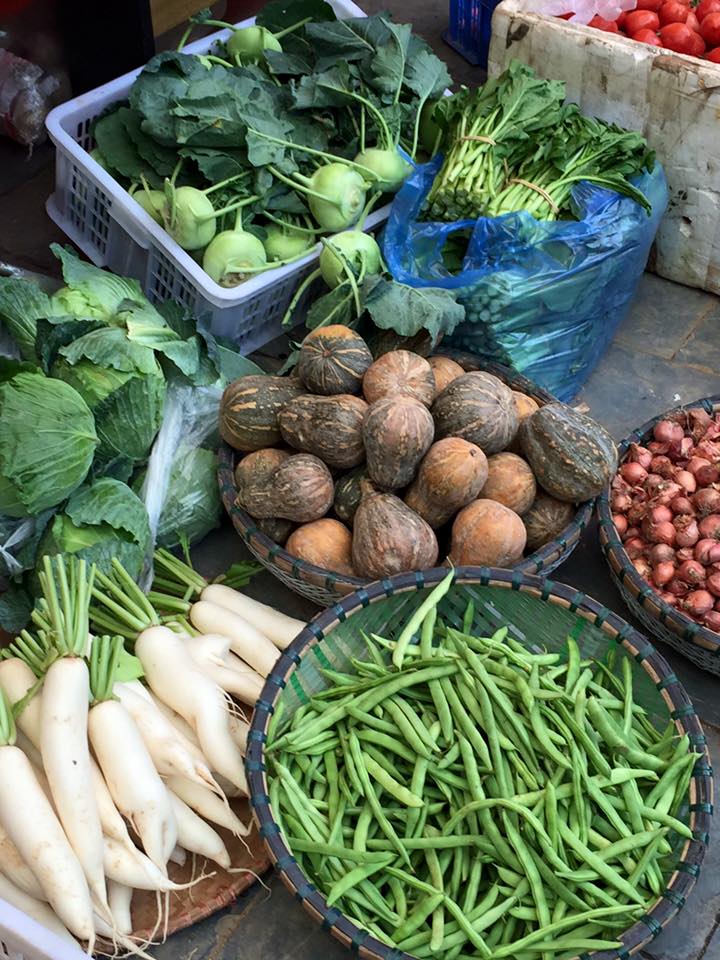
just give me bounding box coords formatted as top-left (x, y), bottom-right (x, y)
top-left (218, 355), bottom-right (594, 607)
top-left (247, 567), bottom-right (712, 960)
top-left (597, 394), bottom-right (720, 675)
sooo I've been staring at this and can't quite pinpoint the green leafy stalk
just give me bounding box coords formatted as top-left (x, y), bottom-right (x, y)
top-left (89, 635), bottom-right (124, 704)
top-left (0, 689), bottom-right (17, 747)
top-left (39, 555), bottom-right (95, 658)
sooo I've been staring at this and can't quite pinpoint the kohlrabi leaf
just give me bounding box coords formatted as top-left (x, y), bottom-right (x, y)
top-left (129, 51), bottom-right (211, 146)
top-left (305, 282), bottom-right (355, 329)
top-left (0, 582), bottom-right (32, 634)
top-left (0, 371), bottom-right (98, 517)
top-left (367, 20), bottom-right (412, 101)
top-left (362, 276), bottom-right (465, 344)
top-left (179, 146), bottom-right (249, 183)
top-left (256, 0), bottom-right (336, 31)
top-left (264, 50), bottom-right (315, 76)
top-left (403, 48), bottom-right (451, 102)
top-left (51, 245), bottom-right (145, 320)
top-left (122, 108), bottom-right (178, 178)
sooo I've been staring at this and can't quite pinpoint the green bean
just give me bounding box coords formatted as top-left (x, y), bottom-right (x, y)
top-left (565, 634), bottom-right (580, 694)
top-left (363, 752), bottom-right (424, 808)
top-left (391, 694), bottom-right (441, 753)
top-left (288, 838), bottom-right (393, 863)
top-left (503, 812), bottom-right (550, 932)
top-left (393, 569), bottom-right (454, 669)
top-left (326, 855), bottom-right (394, 906)
top-left (644, 735), bottom-right (693, 808)
top-left (345, 703), bottom-right (397, 737)
top-left (557, 820), bottom-right (645, 904)
top-left (392, 892), bottom-right (445, 942)
top-left (439, 676), bottom-right (493, 770)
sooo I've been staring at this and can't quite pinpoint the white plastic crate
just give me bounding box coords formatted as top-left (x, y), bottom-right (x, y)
top-left (44, 0), bottom-right (388, 350)
top-left (0, 898), bottom-right (87, 960)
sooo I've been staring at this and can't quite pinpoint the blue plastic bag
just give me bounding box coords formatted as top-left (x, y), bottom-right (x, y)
top-left (383, 157), bottom-right (668, 401)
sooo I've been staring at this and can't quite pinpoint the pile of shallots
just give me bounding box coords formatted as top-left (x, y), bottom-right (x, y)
top-left (611, 407), bottom-right (720, 633)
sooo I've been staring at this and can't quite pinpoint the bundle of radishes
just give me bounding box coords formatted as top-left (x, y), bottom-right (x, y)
top-left (558, 0), bottom-right (720, 62)
top-left (0, 552), bottom-right (303, 954)
top-left (610, 407), bottom-right (720, 632)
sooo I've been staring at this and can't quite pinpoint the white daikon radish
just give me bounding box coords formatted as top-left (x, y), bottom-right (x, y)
top-left (166, 777), bottom-right (250, 837)
top-left (0, 822), bottom-right (45, 901)
top-left (169, 793), bottom-right (231, 868)
top-left (0, 729), bottom-right (94, 944)
top-left (185, 636), bottom-right (264, 705)
top-left (0, 872), bottom-right (76, 945)
top-left (89, 758), bottom-right (135, 852)
top-left (115, 682), bottom-right (219, 791)
top-left (107, 881), bottom-right (133, 937)
top-left (201, 583), bottom-right (304, 649)
top-left (0, 658), bottom-right (42, 748)
top-left (228, 714), bottom-right (250, 755)
top-left (190, 600), bottom-right (280, 677)
top-left (169, 846), bottom-right (186, 867)
top-left (136, 626), bottom-right (248, 793)
top-left (102, 838), bottom-right (193, 892)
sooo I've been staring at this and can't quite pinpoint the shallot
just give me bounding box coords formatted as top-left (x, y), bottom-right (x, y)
top-left (648, 543), bottom-right (675, 565)
top-left (674, 470), bottom-right (696, 494)
top-left (696, 464), bottom-right (719, 486)
top-left (654, 420), bottom-right (683, 444)
top-left (693, 489), bottom-right (720, 517)
top-left (704, 611), bottom-right (720, 631)
top-left (653, 562), bottom-right (675, 586)
top-left (681, 590), bottom-right (715, 618)
top-left (620, 462), bottom-right (648, 485)
top-left (650, 456), bottom-right (673, 478)
top-left (699, 515), bottom-right (720, 540)
top-left (613, 515), bottom-right (628, 537)
top-left (706, 572), bottom-right (720, 598)
top-left (695, 540), bottom-right (720, 565)
top-left (674, 517), bottom-right (699, 548)
top-left (632, 558), bottom-right (651, 579)
top-left (625, 537), bottom-right (648, 559)
top-left (670, 496), bottom-right (693, 516)
top-left (687, 457), bottom-right (712, 476)
top-left (676, 560), bottom-right (705, 584)
top-left (628, 443), bottom-right (652, 469)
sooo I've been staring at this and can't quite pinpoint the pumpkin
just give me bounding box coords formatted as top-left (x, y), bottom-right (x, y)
top-left (353, 484), bottom-right (438, 578)
top-left (363, 396), bottom-right (434, 490)
top-left (286, 518), bottom-right (356, 576)
top-left (432, 372), bottom-right (518, 454)
top-left (363, 350), bottom-right (435, 407)
top-left (448, 499), bottom-right (527, 567)
top-left (257, 516), bottom-right (294, 545)
top-left (519, 403), bottom-right (617, 503)
top-left (405, 438), bottom-right (488, 529)
top-left (220, 376), bottom-right (304, 451)
top-left (334, 467), bottom-right (368, 527)
top-left (428, 356), bottom-right (465, 398)
top-left (523, 492), bottom-right (575, 553)
top-left (369, 329), bottom-right (435, 359)
top-left (234, 447), bottom-right (290, 494)
top-left (235, 452), bottom-right (333, 522)
top-left (296, 325), bottom-right (373, 396)
top-left (279, 394), bottom-right (367, 469)
top-left (479, 452), bottom-right (537, 516)
top-left (513, 391), bottom-right (540, 424)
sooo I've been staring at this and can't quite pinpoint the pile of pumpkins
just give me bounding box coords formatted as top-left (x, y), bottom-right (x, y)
top-left (219, 325), bottom-right (617, 580)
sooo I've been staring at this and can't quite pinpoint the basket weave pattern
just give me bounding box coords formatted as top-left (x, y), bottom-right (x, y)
top-left (597, 395), bottom-right (720, 675)
top-left (247, 568), bottom-right (713, 960)
top-left (219, 356), bottom-right (594, 607)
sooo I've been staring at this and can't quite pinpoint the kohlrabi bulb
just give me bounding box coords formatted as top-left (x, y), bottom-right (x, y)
top-left (227, 26), bottom-right (281, 63)
top-left (319, 231), bottom-right (382, 288)
top-left (203, 230), bottom-right (267, 286)
top-left (307, 164), bottom-right (367, 232)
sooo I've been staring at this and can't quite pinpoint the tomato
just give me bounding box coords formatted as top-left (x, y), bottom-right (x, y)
top-left (689, 27), bottom-right (707, 49)
top-left (633, 25), bottom-right (664, 41)
top-left (617, 10), bottom-right (629, 27)
top-left (659, 1), bottom-right (690, 23)
top-left (636, 0), bottom-right (664, 10)
top-left (589, 13), bottom-right (621, 29)
top-left (557, 11), bottom-right (575, 18)
top-left (696, 0), bottom-right (720, 20)
top-left (626, 9), bottom-right (661, 30)
top-left (686, 10), bottom-right (702, 30)
top-left (659, 20), bottom-right (699, 48)
top-left (706, 43), bottom-right (720, 57)
top-left (700, 9), bottom-right (720, 40)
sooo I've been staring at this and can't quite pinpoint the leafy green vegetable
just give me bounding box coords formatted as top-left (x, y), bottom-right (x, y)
top-left (256, 0), bottom-right (336, 31)
top-left (36, 477), bottom-right (150, 579)
top-left (362, 276), bottom-right (465, 343)
top-left (0, 278), bottom-right (53, 361)
top-left (0, 582), bottom-right (32, 635)
top-left (0, 364), bottom-right (97, 517)
top-left (50, 244), bottom-right (145, 319)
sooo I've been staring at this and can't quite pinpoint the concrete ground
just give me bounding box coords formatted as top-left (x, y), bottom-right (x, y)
top-left (0, 1), bottom-right (719, 958)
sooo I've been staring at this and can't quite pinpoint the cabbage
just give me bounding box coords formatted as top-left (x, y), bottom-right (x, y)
top-left (36, 477), bottom-right (150, 578)
top-left (0, 364), bottom-right (97, 517)
top-left (49, 244), bottom-right (145, 321)
top-left (133, 446), bottom-right (221, 549)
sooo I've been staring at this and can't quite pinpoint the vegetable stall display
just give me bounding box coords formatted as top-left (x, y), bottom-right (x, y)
top-left (0, 551), bottom-right (304, 949)
top-left (0, 246), bottom-right (257, 631)
top-left (220, 327), bottom-right (617, 583)
top-left (262, 570), bottom-right (704, 959)
top-left (88, 0), bottom-right (451, 287)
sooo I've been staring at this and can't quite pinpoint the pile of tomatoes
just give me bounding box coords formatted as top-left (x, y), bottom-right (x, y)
top-left (559, 0), bottom-right (720, 59)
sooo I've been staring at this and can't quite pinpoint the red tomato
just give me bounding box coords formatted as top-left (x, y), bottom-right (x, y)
top-left (660, 1), bottom-right (690, 23)
top-left (686, 10), bottom-right (702, 29)
top-left (706, 43), bottom-right (720, 57)
top-left (700, 9), bottom-right (720, 40)
top-left (626, 9), bottom-right (661, 30)
top-left (589, 13), bottom-right (621, 28)
top-left (696, 0), bottom-right (720, 19)
top-left (617, 10), bottom-right (629, 27)
top-left (557, 11), bottom-right (575, 18)
top-left (633, 25), bottom-right (664, 40)
top-left (636, 0), bottom-right (664, 10)
top-left (689, 27), bottom-right (707, 49)
top-left (659, 20), bottom-right (699, 48)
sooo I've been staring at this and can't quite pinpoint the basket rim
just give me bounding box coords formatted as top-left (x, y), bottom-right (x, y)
top-left (247, 566), bottom-right (713, 960)
top-left (596, 393), bottom-right (720, 655)
top-left (220, 355), bottom-right (595, 594)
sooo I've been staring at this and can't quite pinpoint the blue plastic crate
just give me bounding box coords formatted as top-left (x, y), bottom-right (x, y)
top-left (444, 0), bottom-right (499, 66)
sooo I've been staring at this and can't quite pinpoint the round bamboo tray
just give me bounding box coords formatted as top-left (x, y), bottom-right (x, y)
top-left (247, 567), bottom-right (713, 960)
top-left (597, 394), bottom-right (720, 674)
top-left (219, 355), bottom-right (594, 607)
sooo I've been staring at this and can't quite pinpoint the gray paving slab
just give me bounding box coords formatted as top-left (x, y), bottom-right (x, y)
top-left (577, 342), bottom-right (720, 439)
top-left (674, 309), bottom-right (720, 377)
top-left (613, 274), bottom-right (719, 362)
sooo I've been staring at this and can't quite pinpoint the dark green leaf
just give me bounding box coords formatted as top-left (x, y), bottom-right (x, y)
top-left (0, 277), bottom-right (53, 360)
top-left (264, 49), bottom-right (314, 76)
top-left (256, 0), bottom-right (336, 31)
top-left (65, 477), bottom-right (150, 547)
top-left (93, 108), bottom-right (162, 185)
top-left (367, 20), bottom-right (411, 100)
top-left (403, 48), bottom-right (451, 102)
top-left (305, 282), bottom-right (355, 329)
top-left (362, 276), bottom-right (465, 343)
top-left (94, 374), bottom-right (166, 464)
top-left (60, 327), bottom-right (160, 375)
top-left (35, 317), bottom-right (107, 372)
top-left (179, 146), bottom-right (248, 183)
top-left (122, 108), bottom-right (178, 177)
top-left (129, 51), bottom-right (210, 146)
top-left (0, 582), bottom-right (32, 633)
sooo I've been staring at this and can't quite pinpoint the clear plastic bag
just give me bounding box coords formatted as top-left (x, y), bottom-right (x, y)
top-left (137, 382), bottom-right (223, 588)
top-left (383, 157), bottom-right (668, 401)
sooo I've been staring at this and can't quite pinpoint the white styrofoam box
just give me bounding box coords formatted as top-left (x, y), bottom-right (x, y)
top-left (44, 0), bottom-right (386, 350)
top-left (489, 1), bottom-right (720, 294)
top-left (0, 897), bottom-right (87, 960)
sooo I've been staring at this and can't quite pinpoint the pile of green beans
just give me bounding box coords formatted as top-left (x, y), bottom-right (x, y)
top-left (266, 574), bottom-right (699, 960)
